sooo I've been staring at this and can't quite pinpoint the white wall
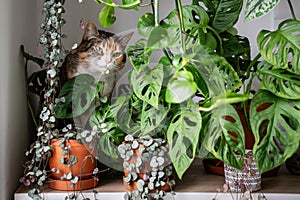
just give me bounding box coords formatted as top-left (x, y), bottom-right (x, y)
top-left (0, 0), bottom-right (37, 199)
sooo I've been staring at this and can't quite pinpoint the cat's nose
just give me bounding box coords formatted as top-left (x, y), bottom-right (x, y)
top-left (105, 58), bottom-right (111, 64)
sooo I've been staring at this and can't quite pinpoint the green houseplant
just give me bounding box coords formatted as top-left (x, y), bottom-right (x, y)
top-left (20, 0), bottom-right (300, 199)
top-left (93, 0), bottom-right (248, 191)
top-left (20, 0), bottom-right (100, 198)
top-left (94, 0), bottom-right (300, 184)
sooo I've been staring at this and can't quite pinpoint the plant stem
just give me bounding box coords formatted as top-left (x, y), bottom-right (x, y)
top-left (154, 0), bottom-right (159, 26)
top-left (23, 58), bottom-right (38, 128)
top-left (175, 0), bottom-right (186, 53)
top-left (245, 53), bottom-right (261, 95)
top-left (207, 26), bottom-right (224, 56)
top-left (287, 0), bottom-right (296, 20)
top-left (94, 0), bottom-right (141, 9)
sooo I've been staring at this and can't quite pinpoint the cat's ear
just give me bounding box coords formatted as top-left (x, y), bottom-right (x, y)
top-left (83, 22), bottom-right (99, 40)
top-left (118, 32), bottom-right (134, 48)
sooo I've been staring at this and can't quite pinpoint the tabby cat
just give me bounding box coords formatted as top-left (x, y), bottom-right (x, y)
top-left (59, 22), bottom-right (133, 128)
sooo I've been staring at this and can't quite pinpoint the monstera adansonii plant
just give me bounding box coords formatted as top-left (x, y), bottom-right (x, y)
top-left (250, 19), bottom-right (300, 173)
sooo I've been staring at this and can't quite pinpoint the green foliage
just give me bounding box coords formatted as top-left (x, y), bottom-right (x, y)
top-left (207, 0), bottom-right (243, 33)
top-left (250, 90), bottom-right (300, 173)
top-left (99, 5), bottom-right (116, 27)
top-left (167, 102), bottom-right (201, 179)
top-left (130, 64), bottom-right (164, 109)
top-left (92, 0), bottom-right (300, 185)
top-left (201, 104), bottom-right (245, 170)
top-left (165, 70), bottom-right (197, 104)
top-left (245, 0), bottom-right (280, 21)
top-left (257, 19), bottom-right (300, 74)
top-left (258, 61), bottom-right (300, 99)
top-left (55, 74), bottom-right (103, 118)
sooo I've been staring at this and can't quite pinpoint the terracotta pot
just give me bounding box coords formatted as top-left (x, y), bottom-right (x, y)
top-left (48, 139), bottom-right (98, 190)
top-left (48, 175), bottom-right (98, 191)
top-left (121, 138), bottom-right (173, 192)
top-left (202, 158), bottom-right (224, 176)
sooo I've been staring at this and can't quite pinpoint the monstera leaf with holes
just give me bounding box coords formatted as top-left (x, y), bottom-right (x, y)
top-left (201, 104), bottom-right (246, 170)
top-left (250, 90), bottom-right (300, 173)
top-left (258, 19), bottom-right (300, 75)
top-left (167, 101), bottom-right (202, 179)
top-left (258, 61), bottom-right (300, 99)
top-left (130, 64), bottom-right (164, 109)
top-left (55, 74), bottom-right (103, 119)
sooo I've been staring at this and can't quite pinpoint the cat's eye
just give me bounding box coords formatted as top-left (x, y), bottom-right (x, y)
top-left (112, 52), bottom-right (122, 58)
top-left (94, 46), bottom-right (103, 53)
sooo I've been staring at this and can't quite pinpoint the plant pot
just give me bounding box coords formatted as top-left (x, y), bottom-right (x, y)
top-left (119, 136), bottom-right (174, 195)
top-left (285, 145), bottom-right (300, 175)
top-left (202, 158), bottom-right (224, 176)
top-left (224, 150), bottom-right (261, 192)
top-left (48, 139), bottom-right (98, 190)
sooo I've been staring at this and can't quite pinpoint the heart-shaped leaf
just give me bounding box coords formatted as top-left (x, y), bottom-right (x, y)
top-left (99, 5), bottom-right (116, 28)
top-left (138, 13), bottom-right (155, 37)
top-left (165, 70), bottom-right (197, 104)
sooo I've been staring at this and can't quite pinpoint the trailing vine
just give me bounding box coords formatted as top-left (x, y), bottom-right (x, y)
top-left (20, 0), bottom-right (67, 198)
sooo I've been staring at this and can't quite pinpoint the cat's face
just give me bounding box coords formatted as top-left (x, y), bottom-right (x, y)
top-left (75, 22), bottom-right (133, 78)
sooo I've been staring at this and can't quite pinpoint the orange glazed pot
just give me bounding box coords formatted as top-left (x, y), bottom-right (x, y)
top-left (48, 139), bottom-right (98, 190)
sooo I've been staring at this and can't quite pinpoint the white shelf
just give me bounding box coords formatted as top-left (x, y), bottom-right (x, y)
top-left (15, 158), bottom-right (300, 200)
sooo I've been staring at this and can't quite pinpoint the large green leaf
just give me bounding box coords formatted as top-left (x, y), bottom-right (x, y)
top-left (250, 90), bottom-right (300, 173)
top-left (167, 102), bottom-right (201, 179)
top-left (162, 5), bottom-right (210, 32)
top-left (258, 61), bottom-right (300, 99)
top-left (245, 0), bottom-right (280, 21)
top-left (98, 5), bottom-right (116, 28)
top-left (55, 74), bottom-right (102, 118)
top-left (188, 45), bottom-right (242, 97)
top-left (165, 70), bottom-right (197, 104)
top-left (201, 104), bottom-right (245, 170)
top-left (137, 13), bottom-right (155, 37)
top-left (109, 94), bottom-right (140, 135)
top-left (185, 64), bottom-right (209, 98)
top-left (257, 19), bottom-right (300, 75)
top-left (210, 0), bottom-right (243, 33)
top-left (146, 26), bottom-right (179, 50)
top-left (130, 64), bottom-right (164, 109)
top-left (140, 100), bottom-right (169, 136)
top-left (162, 5), bottom-right (211, 49)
